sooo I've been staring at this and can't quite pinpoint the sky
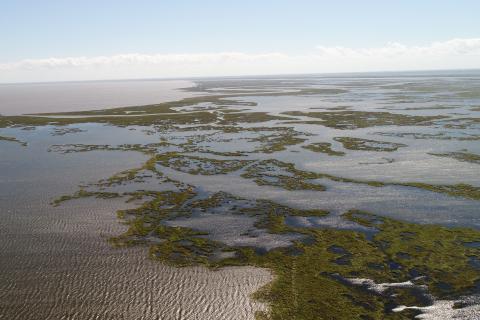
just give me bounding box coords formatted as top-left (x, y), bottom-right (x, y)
top-left (1, 0), bottom-right (480, 83)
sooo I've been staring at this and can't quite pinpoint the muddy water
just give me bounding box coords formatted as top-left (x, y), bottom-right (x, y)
top-left (0, 135), bottom-right (271, 320)
top-left (0, 79), bottom-right (196, 116)
top-left (1, 72), bottom-right (480, 319)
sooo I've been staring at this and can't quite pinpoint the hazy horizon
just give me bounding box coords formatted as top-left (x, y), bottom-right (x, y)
top-left (2, 67), bottom-right (480, 85)
top-left (2, 1), bottom-right (480, 83)
top-left (2, 2), bottom-right (480, 320)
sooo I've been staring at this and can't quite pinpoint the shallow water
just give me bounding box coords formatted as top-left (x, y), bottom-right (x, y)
top-left (157, 166), bottom-right (480, 228)
top-left (0, 79), bottom-right (195, 115)
top-left (0, 129), bottom-right (271, 320)
top-left (1, 71), bottom-right (480, 319)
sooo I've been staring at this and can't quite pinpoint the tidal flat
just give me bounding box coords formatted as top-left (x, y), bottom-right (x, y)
top-left (1, 72), bottom-right (480, 319)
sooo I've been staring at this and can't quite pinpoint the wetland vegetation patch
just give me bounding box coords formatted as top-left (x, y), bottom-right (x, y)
top-left (374, 131), bottom-right (480, 141)
top-left (0, 135), bottom-right (27, 146)
top-left (282, 111), bottom-right (444, 130)
top-left (58, 171), bottom-right (480, 319)
top-left (301, 142), bottom-right (346, 156)
top-left (334, 137), bottom-right (407, 152)
top-left (429, 151), bottom-right (480, 165)
top-left (241, 159), bottom-right (326, 191)
top-left (7, 76), bottom-right (480, 319)
top-left (155, 152), bottom-right (254, 175)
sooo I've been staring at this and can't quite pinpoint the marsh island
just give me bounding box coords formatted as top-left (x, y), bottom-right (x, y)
top-left (1, 73), bottom-right (480, 319)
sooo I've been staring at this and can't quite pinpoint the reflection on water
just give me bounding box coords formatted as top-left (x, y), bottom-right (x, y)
top-left (0, 128), bottom-right (271, 320)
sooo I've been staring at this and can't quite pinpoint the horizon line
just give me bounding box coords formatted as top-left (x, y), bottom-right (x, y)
top-left (1, 67), bottom-right (480, 86)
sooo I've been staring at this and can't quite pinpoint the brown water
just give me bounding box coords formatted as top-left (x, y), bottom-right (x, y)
top-left (0, 79), bottom-right (195, 115)
top-left (1, 71), bottom-right (480, 319)
top-left (0, 139), bottom-right (271, 320)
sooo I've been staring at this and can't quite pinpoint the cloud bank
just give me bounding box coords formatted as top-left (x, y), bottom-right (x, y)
top-left (1, 38), bottom-right (480, 83)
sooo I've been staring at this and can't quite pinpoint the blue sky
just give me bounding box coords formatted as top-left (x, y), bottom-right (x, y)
top-left (1, 1), bottom-right (480, 82)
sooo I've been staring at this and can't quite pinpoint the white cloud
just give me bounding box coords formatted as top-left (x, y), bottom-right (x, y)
top-left (315, 38), bottom-right (480, 58)
top-left (1, 38), bottom-right (480, 83)
top-left (0, 53), bottom-right (289, 71)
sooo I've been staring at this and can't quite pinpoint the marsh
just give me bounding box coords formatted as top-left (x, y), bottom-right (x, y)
top-left (1, 71), bottom-right (480, 319)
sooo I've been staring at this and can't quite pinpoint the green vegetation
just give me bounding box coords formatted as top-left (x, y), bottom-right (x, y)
top-left (185, 80), bottom-right (348, 96)
top-left (51, 138), bottom-right (480, 202)
top-left (334, 137), bottom-right (407, 152)
top-left (0, 111), bottom-right (219, 128)
top-left (282, 111), bottom-right (444, 129)
top-left (48, 142), bottom-right (164, 154)
top-left (249, 214), bottom-right (480, 320)
top-left (32, 95), bottom-right (256, 116)
top-left (438, 117), bottom-right (480, 130)
top-left (14, 78), bottom-right (480, 318)
top-left (52, 189), bottom-right (120, 206)
top-left (302, 142), bottom-right (346, 156)
top-left (241, 159), bottom-right (385, 188)
top-left (399, 183), bottom-right (480, 201)
top-left (171, 125), bottom-right (308, 154)
top-left (0, 135), bottom-right (27, 146)
top-left (51, 127), bottom-right (86, 136)
top-left (219, 112), bottom-right (295, 125)
top-left (78, 185), bottom-right (480, 320)
top-left (375, 131), bottom-right (480, 141)
top-left (456, 91), bottom-right (480, 99)
top-left (429, 150), bottom-right (480, 164)
top-left (240, 158), bottom-right (480, 200)
top-left (249, 128), bottom-right (308, 153)
top-left (241, 159), bottom-right (326, 191)
top-left (155, 152), bottom-right (254, 175)
top-left (395, 105), bottom-right (456, 110)
top-left (51, 128), bottom-right (480, 320)
top-left (252, 88), bottom-right (348, 96)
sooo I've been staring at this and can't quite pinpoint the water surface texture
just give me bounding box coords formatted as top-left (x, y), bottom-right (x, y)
top-left (0, 134), bottom-right (271, 320)
top-left (1, 71), bottom-right (479, 319)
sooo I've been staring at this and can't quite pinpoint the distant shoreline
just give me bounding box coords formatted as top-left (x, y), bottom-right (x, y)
top-left (1, 68), bottom-right (480, 86)
top-left (0, 79), bottom-right (197, 116)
